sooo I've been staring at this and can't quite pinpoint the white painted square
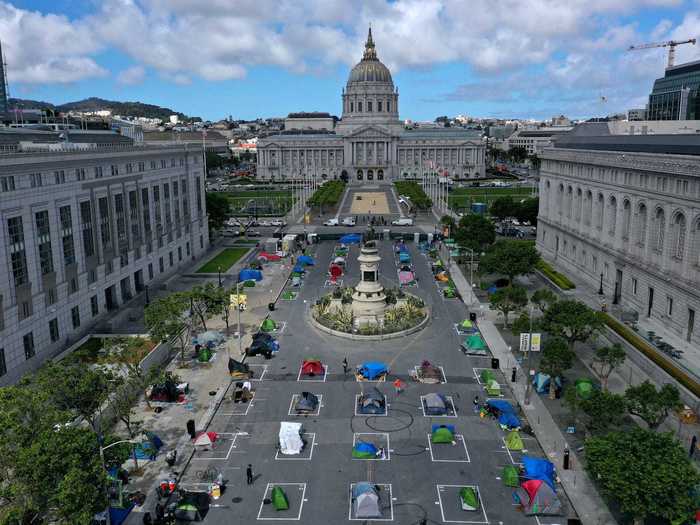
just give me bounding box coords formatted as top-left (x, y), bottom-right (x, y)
top-left (219, 391), bottom-right (255, 416)
top-left (256, 482), bottom-right (307, 521)
top-left (248, 364), bottom-right (268, 382)
top-left (355, 394), bottom-right (387, 417)
top-left (324, 279), bottom-right (344, 287)
top-left (348, 483), bottom-right (394, 521)
top-left (436, 484), bottom-right (489, 524)
top-left (192, 432), bottom-right (239, 461)
top-left (275, 432), bottom-right (316, 460)
top-left (420, 395), bottom-right (458, 418)
top-left (287, 394), bottom-right (323, 417)
top-left (297, 364), bottom-right (328, 382)
top-left (352, 433), bottom-right (390, 461)
top-left (427, 433), bottom-right (471, 463)
top-left (413, 365), bottom-right (447, 384)
top-left (501, 437), bottom-right (524, 466)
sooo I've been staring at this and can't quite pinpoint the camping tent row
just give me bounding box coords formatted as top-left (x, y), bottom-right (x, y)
top-left (512, 456), bottom-right (561, 516)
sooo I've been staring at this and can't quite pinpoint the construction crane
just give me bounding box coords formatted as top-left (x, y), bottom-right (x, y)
top-left (628, 38), bottom-right (697, 68)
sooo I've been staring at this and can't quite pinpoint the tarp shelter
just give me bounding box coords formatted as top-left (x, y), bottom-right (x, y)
top-left (149, 376), bottom-right (182, 403)
top-left (340, 233), bottom-right (362, 244)
top-left (358, 387), bottom-right (386, 414)
top-left (575, 378), bottom-right (594, 399)
top-left (460, 487), bottom-right (479, 511)
top-left (193, 431), bottom-right (218, 448)
top-left (238, 269), bottom-right (263, 282)
top-left (352, 441), bottom-right (379, 459)
top-left (134, 431), bottom-right (163, 460)
top-left (522, 456), bottom-right (556, 489)
top-left (533, 373), bottom-right (561, 394)
top-left (293, 264), bottom-right (305, 274)
top-left (352, 482), bottom-right (381, 519)
top-left (431, 424), bottom-right (455, 443)
top-left (228, 357), bottom-right (252, 378)
top-left (480, 369), bottom-right (496, 383)
top-left (297, 255), bottom-right (315, 266)
top-left (108, 504), bottom-right (134, 525)
top-left (193, 330), bottom-right (225, 348)
top-left (399, 252), bottom-right (411, 263)
top-left (505, 430), bottom-right (524, 451)
top-left (486, 399), bottom-right (521, 430)
top-left (278, 422), bottom-right (304, 455)
top-left (485, 379), bottom-right (501, 396)
top-left (417, 361), bottom-right (443, 383)
top-left (398, 270), bottom-right (415, 285)
top-left (261, 318), bottom-right (277, 332)
top-left (514, 480), bottom-right (562, 516)
top-left (173, 492), bottom-right (209, 522)
top-left (357, 362), bottom-right (388, 380)
top-left (271, 486), bottom-right (289, 511)
top-left (424, 393), bottom-right (449, 415)
top-left (294, 392), bottom-right (319, 413)
top-left (300, 359), bottom-right (324, 377)
top-left (503, 465), bottom-right (520, 487)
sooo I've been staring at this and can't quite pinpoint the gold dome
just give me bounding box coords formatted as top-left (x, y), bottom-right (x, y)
top-left (347, 27), bottom-right (393, 85)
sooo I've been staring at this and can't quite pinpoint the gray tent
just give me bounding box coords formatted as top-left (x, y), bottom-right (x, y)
top-left (424, 393), bottom-right (448, 415)
top-left (514, 480), bottom-right (563, 516)
top-left (358, 387), bottom-right (386, 415)
top-left (352, 482), bottom-right (381, 518)
top-left (294, 392), bottom-right (319, 413)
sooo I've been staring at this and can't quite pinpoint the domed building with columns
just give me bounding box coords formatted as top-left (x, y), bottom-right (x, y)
top-left (257, 28), bottom-right (485, 184)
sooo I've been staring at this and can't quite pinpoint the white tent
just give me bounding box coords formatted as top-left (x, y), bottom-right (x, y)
top-left (278, 422), bottom-right (304, 455)
top-left (353, 483), bottom-right (381, 518)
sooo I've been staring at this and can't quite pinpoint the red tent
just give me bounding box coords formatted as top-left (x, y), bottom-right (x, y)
top-left (329, 264), bottom-right (343, 279)
top-left (301, 359), bottom-right (324, 377)
top-left (193, 431), bottom-right (218, 447)
top-left (515, 479), bottom-right (562, 516)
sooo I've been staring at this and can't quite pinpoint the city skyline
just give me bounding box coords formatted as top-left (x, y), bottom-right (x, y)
top-left (2, 0), bottom-right (700, 121)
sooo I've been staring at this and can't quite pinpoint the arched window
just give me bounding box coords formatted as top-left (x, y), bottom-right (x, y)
top-left (673, 213), bottom-right (687, 259)
top-left (637, 203), bottom-right (647, 246)
top-left (596, 193), bottom-right (604, 230)
top-left (622, 200), bottom-right (631, 239)
top-left (357, 101), bottom-right (363, 112)
top-left (557, 184), bottom-right (564, 216)
top-left (608, 196), bottom-right (617, 236)
top-left (367, 169), bottom-right (374, 181)
top-left (350, 102), bottom-right (354, 112)
top-left (566, 186), bottom-right (573, 219)
top-left (377, 169), bottom-right (384, 181)
top-left (357, 169), bottom-right (363, 181)
top-left (585, 190), bottom-right (593, 226)
top-left (575, 188), bottom-right (582, 222)
top-left (654, 208), bottom-right (665, 252)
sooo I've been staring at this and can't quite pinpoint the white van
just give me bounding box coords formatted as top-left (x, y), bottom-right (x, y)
top-left (391, 218), bottom-right (414, 226)
top-left (342, 216), bottom-right (357, 226)
top-left (324, 218), bottom-right (339, 226)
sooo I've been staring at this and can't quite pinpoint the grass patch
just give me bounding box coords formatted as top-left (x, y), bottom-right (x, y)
top-left (536, 260), bottom-right (576, 290)
top-left (448, 187), bottom-right (532, 210)
top-left (67, 336), bottom-right (156, 365)
top-left (394, 181), bottom-right (431, 209)
top-left (197, 247), bottom-right (249, 273)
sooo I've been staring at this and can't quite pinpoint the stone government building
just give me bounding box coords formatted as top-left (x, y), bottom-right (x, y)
top-left (257, 28), bottom-right (486, 184)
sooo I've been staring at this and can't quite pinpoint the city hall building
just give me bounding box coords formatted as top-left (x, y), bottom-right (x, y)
top-left (257, 28), bottom-right (486, 184)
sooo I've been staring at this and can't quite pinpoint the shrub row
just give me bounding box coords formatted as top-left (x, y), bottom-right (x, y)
top-left (394, 181), bottom-right (432, 209)
top-left (308, 181), bottom-right (346, 207)
top-left (602, 313), bottom-right (700, 398)
top-left (535, 260), bottom-right (576, 290)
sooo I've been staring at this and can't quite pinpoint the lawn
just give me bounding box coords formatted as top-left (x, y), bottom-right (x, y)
top-left (197, 247), bottom-right (250, 273)
top-left (449, 187), bottom-right (534, 211)
top-left (221, 190), bottom-right (296, 216)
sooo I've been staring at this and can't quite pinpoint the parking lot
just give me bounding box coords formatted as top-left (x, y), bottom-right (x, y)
top-left (178, 238), bottom-right (574, 524)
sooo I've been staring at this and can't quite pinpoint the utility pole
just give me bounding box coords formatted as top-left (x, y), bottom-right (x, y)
top-left (237, 281), bottom-right (243, 357)
top-left (524, 305), bottom-right (534, 405)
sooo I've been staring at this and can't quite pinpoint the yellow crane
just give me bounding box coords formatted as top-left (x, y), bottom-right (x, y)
top-left (628, 38), bottom-right (697, 68)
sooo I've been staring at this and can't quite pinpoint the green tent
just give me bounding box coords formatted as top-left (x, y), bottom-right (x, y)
top-left (444, 287), bottom-right (457, 298)
top-left (485, 379), bottom-right (501, 396)
top-left (271, 486), bottom-right (289, 511)
top-left (480, 369), bottom-right (496, 384)
top-left (281, 291), bottom-right (296, 300)
top-left (431, 426), bottom-right (454, 444)
top-left (505, 430), bottom-right (524, 451)
top-left (575, 378), bottom-right (594, 400)
top-left (460, 319), bottom-right (474, 329)
top-left (197, 347), bottom-right (212, 362)
top-left (467, 335), bottom-right (485, 350)
top-left (261, 318), bottom-right (277, 332)
top-left (243, 280), bottom-right (256, 287)
top-left (459, 487), bottom-right (479, 511)
top-left (502, 465), bottom-right (519, 487)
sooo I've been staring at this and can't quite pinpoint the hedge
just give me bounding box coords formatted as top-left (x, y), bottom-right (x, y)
top-left (308, 181), bottom-right (346, 208)
top-left (536, 260), bottom-right (576, 290)
top-left (602, 313), bottom-right (700, 398)
top-left (394, 181), bottom-right (432, 209)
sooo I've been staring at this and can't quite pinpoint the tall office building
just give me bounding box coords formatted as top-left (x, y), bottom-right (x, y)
top-left (0, 129), bottom-right (209, 384)
top-left (647, 60), bottom-right (700, 120)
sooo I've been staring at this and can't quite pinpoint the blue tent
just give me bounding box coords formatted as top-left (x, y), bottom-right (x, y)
top-left (397, 244), bottom-right (408, 253)
top-left (293, 264), bottom-right (306, 274)
top-left (486, 399), bottom-right (514, 413)
top-left (134, 432), bottom-right (164, 460)
top-left (358, 362), bottom-right (388, 380)
top-left (109, 504), bottom-right (135, 525)
top-left (298, 255), bottom-right (315, 266)
top-left (533, 373), bottom-right (562, 394)
top-left (352, 441), bottom-right (379, 458)
top-left (239, 269), bottom-right (263, 282)
top-left (499, 412), bottom-right (521, 430)
top-left (486, 399), bottom-right (521, 429)
top-left (431, 424), bottom-right (456, 433)
top-left (522, 456), bottom-right (556, 490)
top-left (399, 252), bottom-right (411, 263)
top-left (340, 233), bottom-right (362, 244)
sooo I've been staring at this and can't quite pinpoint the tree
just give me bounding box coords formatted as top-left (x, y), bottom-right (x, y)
top-left (489, 196), bottom-right (518, 221)
top-left (440, 215), bottom-right (456, 229)
top-left (625, 380), bottom-right (682, 430)
top-left (145, 292), bottom-right (192, 363)
top-left (539, 337), bottom-right (575, 399)
top-left (453, 214), bottom-right (495, 252)
top-left (490, 285), bottom-right (528, 327)
top-left (479, 239), bottom-right (540, 285)
top-left (509, 146), bottom-right (528, 164)
top-left (579, 389), bottom-right (626, 435)
top-left (531, 288), bottom-right (557, 314)
top-left (515, 197), bottom-right (539, 226)
top-left (591, 343), bottom-right (626, 391)
top-left (541, 299), bottom-right (604, 352)
top-left (205, 151), bottom-right (224, 171)
top-left (586, 428), bottom-right (700, 525)
top-left (528, 153), bottom-right (541, 171)
top-left (205, 192), bottom-right (230, 232)
top-left (189, 282), bottom-right (227, 331)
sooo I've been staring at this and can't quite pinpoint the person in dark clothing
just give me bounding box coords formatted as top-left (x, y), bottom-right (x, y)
top-left (342, 357), bottom-right (349, 376)
top-left (246, 464), bottom-right (254, 485)
top-left (473, 395), bottom-right (480, 413)
top-left (155, 503), bottom-right (165, 522)
top-left (142, 512), bottom-right (153, 525)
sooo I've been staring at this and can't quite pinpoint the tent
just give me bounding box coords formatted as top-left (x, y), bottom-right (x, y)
top-left (462, 335), bottom-right (488, 355)
top-left (271, 486), bottom-right (289, 511)
top-left (514, 480), bottom-right (562, 516)
top-left (424, 393), bottom-right (449, 415)
top-left (238, 269), bottom-right (263, 282)
top-left (278, 422), bottom-right (304, 455)
top-left (333, 256), bottom-right (346, 266)
top-left (228, 357), bottom-right (252, 378)
top-left (458, 319), bottom-right (478, 334)
top-left (480, 369), bottom-right (496, 384)
top-left (435, 271), bottom-right (449, 282)
top-left (352, 441), bottom-right (379, 459)
top-left (335, 246), bottom-right (349, 256)
top-left (396, 243), bottom-right (408, 253)
top-left (399, 252), bottom-right (411, 263)
top-left (575, 378), bottom-right (594, 399)
top-left (173, 492), bottom-right (209, 522)
top-left (357, 362), bottom-right (388, 380)
top-left (291, 276), bottom-right (302, 287)
top-left (261, 318), bottom-right (277, 332)
top-left (193, 431), bottom-right (218, 448)
top-left (398, 270), bottom-right (415, 285)
top-left (352, 483), bottom-right (381, 519)
top-left (459, 487), bottom-right (479, 511)
top-left (340, 233), bottom-right (362, 244)
top-left (443, 286), bottom-right (457, 298)
top-left (300, 359), bottom-right (324, 377)
top-left (485, 379), bottom-right (501, 396)
top-left (297, 255), bottom-right (315, 266)
top-left (149, 376), bottom-right (183, 403)
top-left (502, 465), bottom-right (520, 487)
top-left (193, 330), bottom-right (225, 348)
top-left (533, 373), bottom-right (561, 394)
top-left (134, 431), bottom-right (164, 460)
top-left (505, 430), bottom-right (524, 451)
top-left (293, 264), bottom-right (306, 274)
top-left (416, 361), bottom-right (443, 384)
top-left (485, 399), bottom-right (521, 430)
top-left (294, 392), bottom-right (319, 413)
top-left (431, 424), bottom-right (455, 444)
top-left (522, 456), bottom-right (556, 489)
top-left (358, 387), bottom-right (386, 414)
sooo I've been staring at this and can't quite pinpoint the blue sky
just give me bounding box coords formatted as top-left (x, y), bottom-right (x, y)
top-left (2, 0), bottom-right (700, 121)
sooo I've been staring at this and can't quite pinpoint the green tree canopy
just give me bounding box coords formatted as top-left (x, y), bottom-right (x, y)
top-left (489, 196), bottom-right (518, 221)
top-left (625, 380), bottom-right (682, 430)
top-left (579, 389), bottom-right (626, 435)
top-left (479, 239), bottom-right (540, 285)
top-left (541, 299), bottom-right (604, 351)
top-left (515, 197), bottom-right (539, 226)
top-left (453, 214), bottom-right (495, 252)
top-left (145, 292), bottom-right (192, 361)
top-left (591, 343), bottom-right (626, 391)
top-left (490, 285), bottom-right (528, 327)
top-left (539, 336), bottom-right (575, 398)
top-left (586, 428), bottom-right (700, 524)
top-left (205, 192), bottom-right (230, 232)
top-left (440, 215), bottom-right (456, 228)
top-left (531, 288), bottom-right (557, 314)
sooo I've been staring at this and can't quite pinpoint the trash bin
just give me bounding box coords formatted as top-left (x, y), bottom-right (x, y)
top-left (268, 302), bottom-right (275, 311)
top-left (186, 419), bottom-right (196, 439)
top-left (491, 357), bottom-right (499, 370)
top-left (469, 312), bottom-right (477, 322)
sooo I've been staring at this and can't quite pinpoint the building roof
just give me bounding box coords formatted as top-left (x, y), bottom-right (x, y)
top-left (0, 127), bottom-right (132, 146)
top-left (400, 128), bottom-right (483, 140)
top-left (515, 129), bottom-right (571, 138)
top-left (552, 131), bottom-right (700, 156)
top-left (347, 27), bottom-right (393, 85)
top-left (287, 112), bottom-right (333, 119)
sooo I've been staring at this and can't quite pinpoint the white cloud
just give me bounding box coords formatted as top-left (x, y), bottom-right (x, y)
top-left (117, 65), bottom-right (146, 85)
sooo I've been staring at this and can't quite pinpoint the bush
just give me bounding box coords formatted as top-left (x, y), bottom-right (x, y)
top-left (308, 181), bottom-right (346, 208)
top-left (536, 260), bottom-right (575, 290)
top-left (406, 295), bottom-right (424, 308)
top-left (394, 181), bottom-right (432, 209)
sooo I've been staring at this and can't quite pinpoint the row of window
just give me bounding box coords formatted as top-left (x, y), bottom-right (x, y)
top-left (347, 98), bottom-right (393, 113)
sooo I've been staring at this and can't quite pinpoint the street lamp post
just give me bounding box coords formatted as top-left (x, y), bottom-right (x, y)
top-left (598, 273), bottom-right (604, 295)
top-left (236, 281), bottom-right (243, 357)
top-left (218, 265), bottom-right (222, 287)
top-left (524, 305), bottom-right (535, 405)
top-left (145, 285), bottom-right (149, 305)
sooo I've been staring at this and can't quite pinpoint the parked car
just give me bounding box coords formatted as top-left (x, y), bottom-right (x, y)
top-left (270, 219), bottom-right (287, 227)
top-left (342, 217), bottom-right (356, 227)
top-left (391, 218), bottom-right (414, 226)
top-left (324, 218), bottom-right (340, 226)
top-left (245, 230), bottom-right (262, 237)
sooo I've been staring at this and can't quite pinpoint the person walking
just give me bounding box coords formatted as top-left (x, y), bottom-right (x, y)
top-left (342, 357), bottom-right (349, 376)
top-left (393, 378), bottom-right (404, 395)
top-left (472, 395), bottom-right (480, 413)
top-left (246, 464), bottom-right (254, 485)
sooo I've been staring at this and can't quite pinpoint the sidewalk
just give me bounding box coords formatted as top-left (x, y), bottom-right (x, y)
top-left (445, 253), bottom-right (618, 525)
